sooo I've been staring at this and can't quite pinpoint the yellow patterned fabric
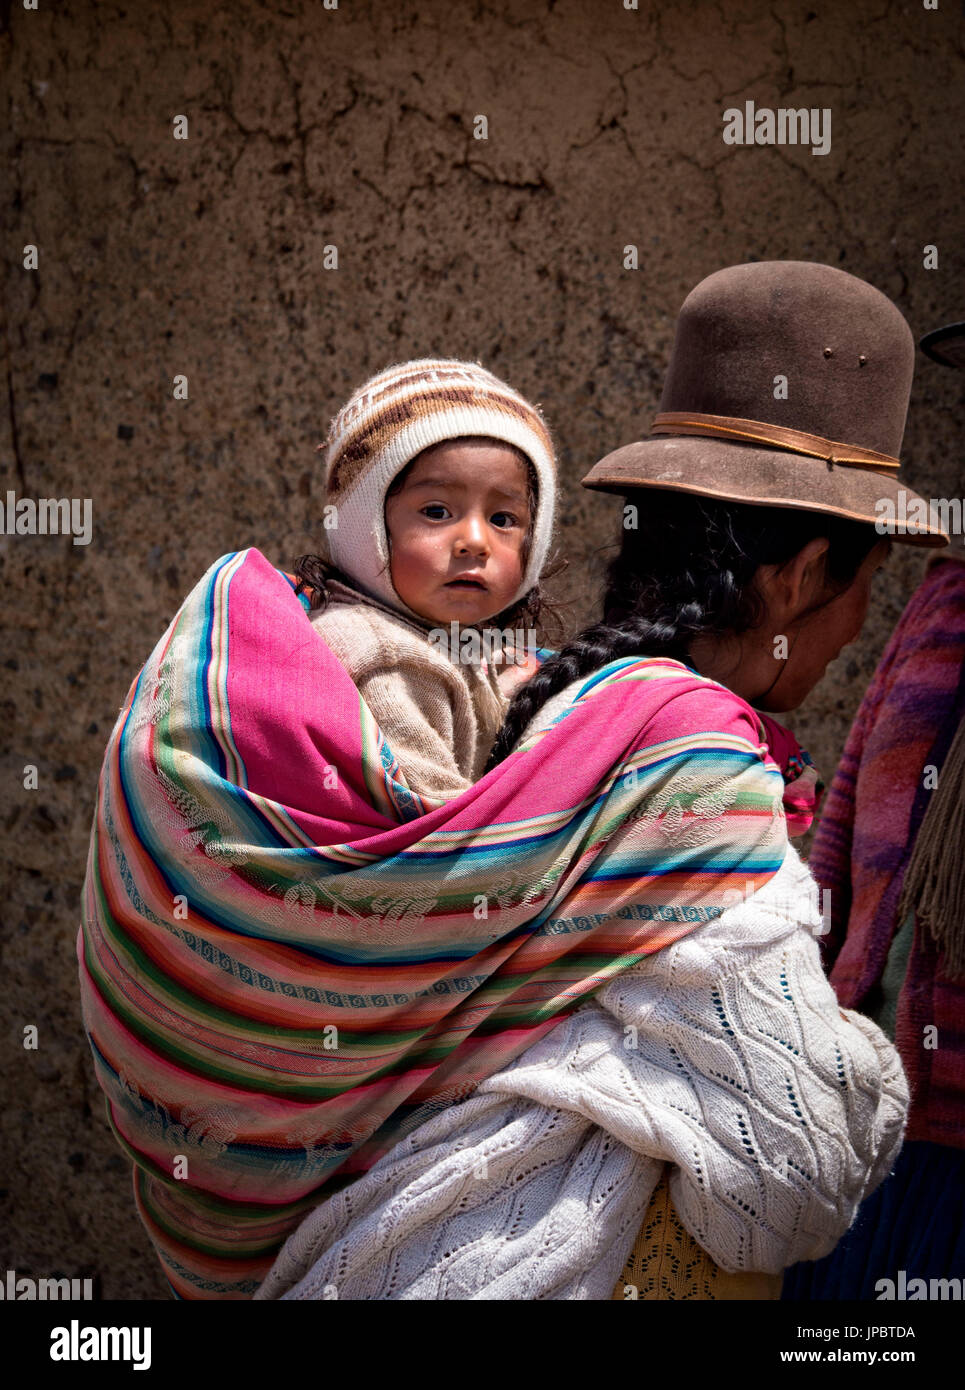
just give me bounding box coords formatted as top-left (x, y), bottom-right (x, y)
top-left (612, 1167), bottom-right (783, 1300)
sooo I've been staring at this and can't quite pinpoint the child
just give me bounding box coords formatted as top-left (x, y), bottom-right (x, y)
top-left (294, 358), bottom-right (559, 803)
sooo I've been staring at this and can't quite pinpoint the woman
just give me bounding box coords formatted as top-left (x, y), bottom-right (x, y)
top-left (256, 260), bottom-right (949, 1300)
top-left (782, 546), bottom-right (965, 1300)
top-left (780, 324), bottom-right (965, 1302)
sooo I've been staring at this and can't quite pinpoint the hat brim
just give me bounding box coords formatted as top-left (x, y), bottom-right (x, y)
top-left (920, 322), bottom-right (965, 370)
top-left (580, 438), bottom-right (950, 548)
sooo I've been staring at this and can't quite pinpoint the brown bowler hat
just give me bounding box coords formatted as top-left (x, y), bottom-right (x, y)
top-left (582, 261), bottom-right (949, 547)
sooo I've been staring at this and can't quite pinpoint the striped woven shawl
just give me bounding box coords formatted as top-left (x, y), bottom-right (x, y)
top-left (78, 548), bottom-right (787, 1297)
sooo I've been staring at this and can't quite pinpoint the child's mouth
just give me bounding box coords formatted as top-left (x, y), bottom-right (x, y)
top-left (446, 579), bottom-right (487, 590)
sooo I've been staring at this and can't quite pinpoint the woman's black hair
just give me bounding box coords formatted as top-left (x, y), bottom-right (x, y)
top-left (483, 488), bottom-right (884, 771)
top-left (294, 442), bottom-right (570, 640)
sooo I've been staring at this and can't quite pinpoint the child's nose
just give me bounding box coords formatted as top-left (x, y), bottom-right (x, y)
top-left (454, 513), bottom-right (490, 554)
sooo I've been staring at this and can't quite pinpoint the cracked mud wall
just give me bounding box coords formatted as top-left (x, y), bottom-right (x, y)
top-left (1, 0), bottom-right (963, 1298)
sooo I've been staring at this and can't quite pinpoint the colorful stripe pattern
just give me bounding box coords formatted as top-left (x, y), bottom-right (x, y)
top-left (78, 548), bottom-right (788, 1298)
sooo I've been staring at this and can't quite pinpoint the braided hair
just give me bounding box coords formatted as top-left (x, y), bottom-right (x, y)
top-left (484, 489), bottom-right (882, 770)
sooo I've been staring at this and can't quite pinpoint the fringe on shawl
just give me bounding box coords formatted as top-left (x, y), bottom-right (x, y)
top-left (897, 713), bottom-right (965, 979)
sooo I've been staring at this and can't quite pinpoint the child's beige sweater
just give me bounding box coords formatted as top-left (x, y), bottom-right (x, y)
top-left (310, 578), bottom-right (509, 802)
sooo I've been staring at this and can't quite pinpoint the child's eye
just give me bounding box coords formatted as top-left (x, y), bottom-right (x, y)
top-left (490, 512), bottom-right (518, 528)
top-left (421, 504), bottom-right (451, 520)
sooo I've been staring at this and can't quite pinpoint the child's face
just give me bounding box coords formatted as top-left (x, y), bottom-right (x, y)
top-left (384, 439), bottom-right (532, 626)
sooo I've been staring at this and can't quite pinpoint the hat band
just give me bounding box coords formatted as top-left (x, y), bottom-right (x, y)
top-left (650, 411), bottom-right (900, 477)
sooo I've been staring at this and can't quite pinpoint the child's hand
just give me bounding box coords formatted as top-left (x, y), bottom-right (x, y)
top-left (756, 711), bottom-right (824, 839)
top-left (781, 763), bottom-right (823, 839)
top-left (496, 651), bottom-right (541, 699)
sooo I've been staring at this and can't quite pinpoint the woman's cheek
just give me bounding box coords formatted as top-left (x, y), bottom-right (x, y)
top-left (843, 587), bottom-right (872, 648)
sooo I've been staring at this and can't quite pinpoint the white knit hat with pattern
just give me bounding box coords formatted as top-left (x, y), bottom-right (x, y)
top-left (318, 358), bottom-right (557, 623)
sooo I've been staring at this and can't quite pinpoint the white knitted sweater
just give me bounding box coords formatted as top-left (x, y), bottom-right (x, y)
top-left (255, 843), bottom-right (908, 1300)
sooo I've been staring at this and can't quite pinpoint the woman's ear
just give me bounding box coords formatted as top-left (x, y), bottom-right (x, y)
top-left (766, 537), bottom-right (831, 622)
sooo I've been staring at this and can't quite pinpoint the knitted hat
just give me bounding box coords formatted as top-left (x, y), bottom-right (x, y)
top-left (318, 358), bottom-right (557, 623)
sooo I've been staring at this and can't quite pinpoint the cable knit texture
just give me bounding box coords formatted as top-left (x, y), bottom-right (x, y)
top-left (255, 844), bottom-right (909, 1301)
